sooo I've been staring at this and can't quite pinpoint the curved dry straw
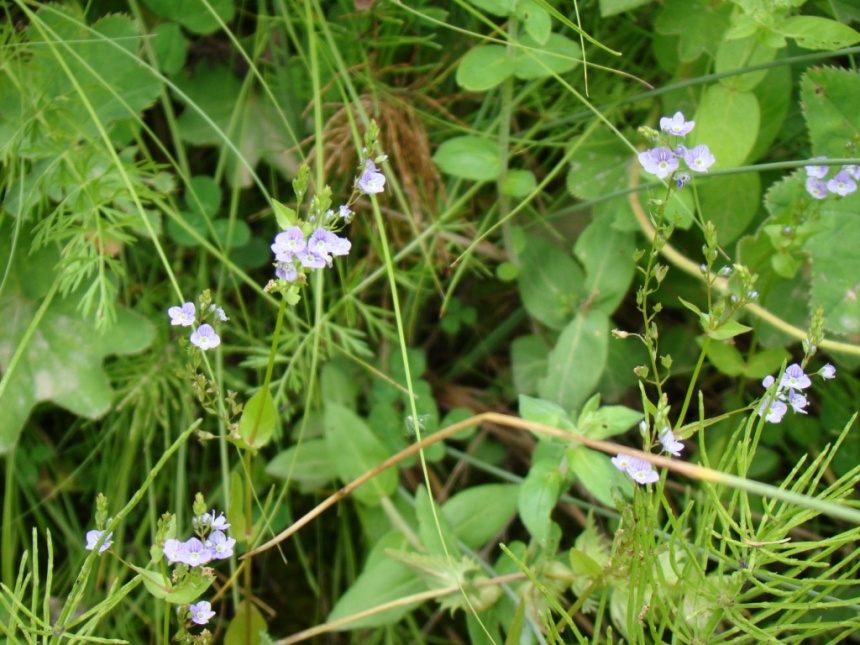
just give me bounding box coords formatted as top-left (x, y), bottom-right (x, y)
top-left (243, 411), bottom-right (860, 562)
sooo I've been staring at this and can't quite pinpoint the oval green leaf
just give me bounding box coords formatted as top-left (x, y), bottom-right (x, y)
top-left (238, 389), bottom-right (276, 449)
top-left (433, 136), bottom-right (501, 181)
top-left (456, 45), bottom-right (514, 92)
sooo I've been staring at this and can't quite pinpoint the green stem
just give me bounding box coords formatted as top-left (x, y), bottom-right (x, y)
top-left (675, 336), bottom-right (710, 433)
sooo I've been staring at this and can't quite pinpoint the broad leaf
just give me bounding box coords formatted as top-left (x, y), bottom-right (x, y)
top-left (777, 16), bottom-right (860, 51)
top-left (697, 172), bottom-right (761, 245)
top-left (566, 130), bottom-right (633, 200)
top-left (801, 68), bottom-right (860, 157)
top-left (538, 310), bottom-right (610, 413)
top-left (574, 216), bottom-right (636, 314)
top-left (323, 402), bottom-right (397, 506)
top-left (518, 459), bottom-right (562, 542)
top-left (517, 232), bottom-right (584, 330)
top-left (513, 33), bottom-right (581, 80)
top-left (501, 169), bottom-right (537, 197)
top-left (654, 0), bottom-right (731, 62)
top-left (141, 0), bottom-right (236, 35)
top-left (224, 603), bottom-right (267, 645)
top-left (0, 230), bottom-right (154, 454)
top-left (456, 45), bottom-right (514, 92)
top-left (433, 136), bottom-right (501, 181)
top-left (692, 84), bottom-right (760, 169)
top-left (238, 389), bottom-right (276, 449)
top-left (600, 0), bottom-right (652, 17)
top-left (443, 484), bottom-right (520, 549)
top-left (327, 532), bottom-right (425, 629)
top-left (566, 447), bottom-right (632, 506)
top-left (266, 439), bottom-right (338, 492)
top-left (518, 395), bottom-right (576, 432)
top-left (511, 335), bottom-right (549, 396)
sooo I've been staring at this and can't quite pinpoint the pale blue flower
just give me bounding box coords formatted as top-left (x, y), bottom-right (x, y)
top-left (787, 389), bottom-right (808, 414)
top-left (683, 144), bottom-right (715, 172)
top-left (842, 164), bottom-right (860, 180)
top-left (357, 168), bottom-right (386, 194)
top-left (638, 147), bottom-right (678, 179)
top-left (163, 538), bottom-right (186, 564)
top-left (805, 157), bottom-right (829, 179)
top-left (299, 251), bottom-right (326, 270)
top-left (209, 304), bottom-right (228, 321)
top-left (758, 396), bottom-right (787, 423)
top-left (271, 226), bottom-right (306, 262)
top-left (827, 170), bottom-right (857, 196)
top-left (330, 234), bottom-right (351, 257)
top-left (611, 454), bottom-right (633, 471)
top-left (85, 529), bottom-right (113, 554)
top-left (275, 262), bottom-right (298, 282)
top-left (627, 459), bottom-right (660, 485)
top-left (780, 364), bottom-right (811, 391)
top-left (308, 228), bottom-right (338, 258)
top-left (675, 171), bottom-right (691, 189)
top-left (205, 531), bottom-right (236, 559)
top-left (189, 601), bottom-right (215, 625)
top-left (820, 364), bottom-right (836, 379)
top-left (338, 204), bottom-right (353, 220)
top-left (806, 177), bottom-right (828, 199)
top-left (168, 302), bottom-right (196, 327)
top-left (660, 111), bottom-right (695, 136)
top-left (177, 537), bottom-right (212, 567)
top-left (658, 429), bottom-right (684, 457)
top-left (190, 324), bottom-right (220, 350)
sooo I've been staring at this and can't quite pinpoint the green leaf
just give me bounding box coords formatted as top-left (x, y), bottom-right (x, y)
top-left (715, 36), bottom-right (777, 92)
top-left (224, 604), bottom-right (267, 645)
top-left (574, 216), bottom-right (636, 314)
top-left (456, 45), bottom-right (514, 92)
top-left (25, 8), bottom-right (162, 133)
top-left (511, 335), bottom-right (549, 396)
top-left (517, 232), bottom-right (584, 330)
top-left (569, 548), bottom-right (603, 577)
top-left (211, 219), bottom-right (251, 248)
top-left (692, 84), bottom-right (760, 169)
top-left (238, 389), bottom-right (276, 449)
top-left (654, 0), bottom-right (732, 63)
top-left (186, 176), bottom-right (221, 218)
top-left (579, 405), bottom-right (642, 440)
top-left (443, 484), bottom-right (520, 549)
top-left (801, 68), bottom-right (860, 157)
top-left (707, 319), bottom-right (752, 341)
top-left (152, 22), bottom-right (187, 75)
top-left (513, 33), bottom-right (581, 80)
top-left (517, 0), bottom-right (551, 45)
top-left (323, 403), bottom-right (397, 506)
top-left (0, 232), bottom-right (155, 454)
top-left (167, 211), bottom-right (209, 247)
top-left (416, 485), bottom-right (459, 557)
top-left (266, 439), bottom-right (338, 493)
top-left (748, 60), bottom-right (792, 162)
top-left (467, 0), bottom-right (515, 16)
top-left (566, 130), bottom-right (633, 200)
top-left (567, 448), bottom-right (632, 506)
top-left (501, 169), bottom-right (537, 197)
top-left (433, 136), bottom-right (501, 181)
top-left (777, 16), bottom-right (860, 51)
top-left (697, 172), bottom-right (761, 245)
top-left (327, 532), bottom-right (425, 629)
top-left (745, 348), bottom-right (791, 380)
top-left (806, 206), bottom-right (860, 336)
top-left (600, 0), bottom-right (652, 16)
top-left (518, 394), bottom-right (577, 432)
top-left (272, 200), bottom-right (298, 230)
top-left (141, 0), bottom-right (236, 35)
top-left (705, 341), bottom-right (745, 376)
top-left (518, 459), bottom-right (562, 542)
top-left (537, 311), bottom-right (610, 413)
top-left (134, 566), bottom-right (214, 604)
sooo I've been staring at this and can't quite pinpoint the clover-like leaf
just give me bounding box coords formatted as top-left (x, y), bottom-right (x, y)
top-left (0, 226), bottom-right (154, 454)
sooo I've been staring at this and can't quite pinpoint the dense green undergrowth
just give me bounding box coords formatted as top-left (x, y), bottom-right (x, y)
top-left (3, 0), bottom-right (860, 643)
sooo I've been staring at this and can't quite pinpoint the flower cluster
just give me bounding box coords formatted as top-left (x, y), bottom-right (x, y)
top-left (163, 510), bottom-right (235, 568)
top-left (612, 423), bottom-right (684, 487)
top-left (271, 225), bottom-right (351, 283)
top-left (804, 157), bottom-right (859, 199)
top-left (168, 299), bottom-right (228, 351)
top-left (758, 363), bottom-right (835, 423)
top-left (267, 124), bottom-right (386, 298)
top-left (638, 111), bottom-right (715, 185)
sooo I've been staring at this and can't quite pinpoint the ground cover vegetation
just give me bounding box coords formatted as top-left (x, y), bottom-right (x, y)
top-left (3, 0), bottom-right (860, 643)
